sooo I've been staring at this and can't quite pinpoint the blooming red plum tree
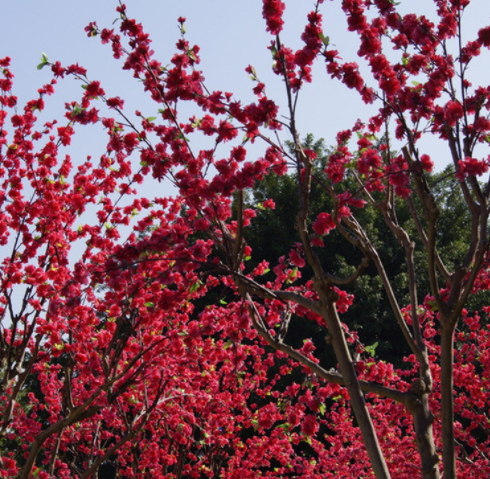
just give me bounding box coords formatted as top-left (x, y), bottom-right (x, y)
top-left (2, 1), bottom-right (490, 478)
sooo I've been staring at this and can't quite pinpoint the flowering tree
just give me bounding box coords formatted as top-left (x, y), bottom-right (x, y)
top-left (2, 0), bottom-right (490, 478)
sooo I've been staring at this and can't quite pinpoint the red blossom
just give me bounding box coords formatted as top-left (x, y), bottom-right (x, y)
top-left (106, 96), bottom-right (124, 108)
top-left (444, 99), bottom-right (464, 125)
top-left (301, 414), bottom-right (319, 436)
top-left (420, 154), bottom-right (433, 172)
top-left (478, 26), bottom-right (490, 47)
top-left (262, 0), bottom-right (286, 35)
top-left (57, 125), bottom-right (74, 146)
top-left (341, 62), bottom-right (364, 91)
top-left (333, 286), bottom-right (354, 313)
top-left (312, 212), bottom-right (336, 236)
top-left (289, 248), bottom-right (306, 268)
top-left (456, 156), bottom-right (489, 180)
top-left (262, 198), bottom-right (275, 209)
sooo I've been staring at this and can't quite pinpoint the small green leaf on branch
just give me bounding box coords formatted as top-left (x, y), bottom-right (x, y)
top-left (319, 32), bottom-right (330, 47)
top-left (37, 52), bottom-right (49, 70)
top-left (365, 341), bottom-right (378, 357)
top-left (189, 280), bottom-right (202, 293)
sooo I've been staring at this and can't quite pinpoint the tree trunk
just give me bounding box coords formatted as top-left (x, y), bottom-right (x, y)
top-left (407, 385), bottom-right (440, 479)
top-left (321, 295), bottom-right (392, 479)
top-left (440, 321), bottom-right (456, 479)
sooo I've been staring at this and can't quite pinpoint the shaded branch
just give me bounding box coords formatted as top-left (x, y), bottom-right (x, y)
top-left (247, 293), bottom-right (409, 406)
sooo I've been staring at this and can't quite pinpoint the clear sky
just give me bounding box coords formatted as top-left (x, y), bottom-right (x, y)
top-left (1, 0), bottom-right (490, 172)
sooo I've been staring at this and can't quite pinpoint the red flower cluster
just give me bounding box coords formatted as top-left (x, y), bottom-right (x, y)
top-left (312, 212), bottom-right (336, 236)
top-left (262, 0), bottom-right (286, 35)
top-left (456, 156), bottom-right (490, 180)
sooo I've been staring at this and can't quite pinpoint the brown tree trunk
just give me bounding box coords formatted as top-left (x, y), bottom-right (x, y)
top-left (440, 321), bottom-right (457, 479)
top-left (407, 385), bottom-right (440, 479)
top-left (320, 293), bottom-right (392, 479)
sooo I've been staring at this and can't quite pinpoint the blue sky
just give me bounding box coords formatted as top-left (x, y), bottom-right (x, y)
top-left (1, 0), bottom-right (490, 172)
top-left (1, 1), bottom-right (368, 142)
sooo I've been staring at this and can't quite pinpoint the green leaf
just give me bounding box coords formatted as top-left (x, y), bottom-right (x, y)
top-left (302, 435), bottom-right (312, 445)
top-left (189, 280), bottom-right (202, 293)
top-left (144, 302), bottom-right (155, 308)
top-left (286, 267), bottom-right (299, 283)
top-left (70, 105), bottom-right (85, 117)
top-left (426, 300), bottom-right (438, 312)
top-left (37, 52), bottom-right (49, 70)
top-left (319, 32), bottom-right (330, 47)
top-left (365, 341), bottom-right (378, 357)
